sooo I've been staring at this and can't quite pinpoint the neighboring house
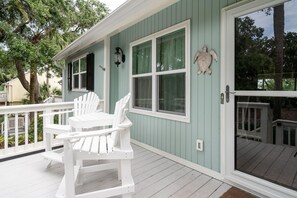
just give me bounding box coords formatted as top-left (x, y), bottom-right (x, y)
top-left (53, 0), bottom-right (297, 197)
top-left (3, 72), bottom-right (62, 104)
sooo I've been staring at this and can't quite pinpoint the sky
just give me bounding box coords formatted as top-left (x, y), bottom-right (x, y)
top-left (241, 0), bottom-right (297, 38)
top-left (100, 0), bottom-right (127, 12)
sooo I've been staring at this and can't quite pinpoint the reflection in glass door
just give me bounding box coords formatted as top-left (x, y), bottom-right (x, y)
top-left (234, 0), bottom-right (297, 191)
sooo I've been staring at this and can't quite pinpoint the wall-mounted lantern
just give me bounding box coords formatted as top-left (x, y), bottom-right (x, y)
top-left (114, 47), bottom-right (125, 67)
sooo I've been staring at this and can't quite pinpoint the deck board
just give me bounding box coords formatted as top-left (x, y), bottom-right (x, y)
top-left (135, 166), bottom-right (191, 197)
top-left (171, 174), bottom-right (212, 198)
top-left (188, 178), bottom-right (223, 198)
top-left (252, 145), bottom-right (284, 177)
top-left (150, 170), bottom-right (201, 198)
top-left (0, 143), bottom-right (231, 198)
top-left (237, 137), bottom-right (297, 191)
top-left (277, 150), bottom-right (297, 187)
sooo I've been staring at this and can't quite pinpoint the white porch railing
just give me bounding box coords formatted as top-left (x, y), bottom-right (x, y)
top-left (237, 102), bottom-right (297, 147)
top-left (272, 119), bottom-right (297, 147)
top-left (0, 102), bottom-right (74, 159)
top-left (236, 102), bottom-right (273, 143)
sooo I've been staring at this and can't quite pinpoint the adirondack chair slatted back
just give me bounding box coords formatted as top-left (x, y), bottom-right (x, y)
top-left (111, 93), bottom-right (131, 147)
top-left (73, 92), bottom-right (99, 116)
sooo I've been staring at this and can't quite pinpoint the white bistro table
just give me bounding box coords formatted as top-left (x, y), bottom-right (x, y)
top-left (68, 112), bottom-right (115, 130)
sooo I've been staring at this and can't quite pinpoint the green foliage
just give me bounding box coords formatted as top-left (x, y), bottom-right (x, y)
top-left (52, 87), bottom-right (62, 96)
top-left (0, 112), bottom-right (56, 149)
top-left (0, 0), bottom-right (108, 103)
top-left (235, 17), bottom-right (274, 90)
top-left (235, 16), bottom-right (297, 91)
top-left (39, 82), bottom-right (49, 101)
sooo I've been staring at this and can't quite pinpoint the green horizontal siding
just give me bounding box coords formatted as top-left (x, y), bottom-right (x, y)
top-left (109, 0), bottom-right (240, 173)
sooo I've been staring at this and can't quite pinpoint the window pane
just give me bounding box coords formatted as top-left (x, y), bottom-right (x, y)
top-left (73, 61), bottom-right (79, 74)
top-left (133, 77), bottom-right (152, 109)
top-left (73, 74), bottom-right (79, 89)
top-left (132, 41), bottom-right (152, 75)
top-left (235, 0), bottom-right (297, 91)
top-left (158, 73), bottom-right (185, 114)
top-left (81, 73), bottom-right (86, 89)
top-left (157, 29), bottom-right (185, 72)
top-left (80, 57), bottom-right (86, 72)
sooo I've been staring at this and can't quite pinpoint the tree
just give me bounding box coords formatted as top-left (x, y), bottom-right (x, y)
top-left (235, 17), bottom-right (274, 90)
top-left (273, 4), bottom-right (284, 119)
top-left (0, 0), bottom-right (108, 103)
top-left (283, 32), bottom-right (297, 90)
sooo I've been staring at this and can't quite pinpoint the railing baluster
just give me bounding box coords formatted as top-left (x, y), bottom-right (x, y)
top-left (294, 126), bottom-right (297, 146)
top-left (25, 113), bottom-right (29, 146)
top-left (66, 111), bottom-right (69, 125)
top-left (4, 114), bottom-right (8, 149)
top-left (0, 102), bottom-right (74, 158)
top-left (59, 110), bottom-right (62, 125)
top-left (248, 108), bottom-right (251, 132)
top-left (288, 127), bottom-right (291, 146)
top-left (34, 111), bottom-right (38, 143)
top-left (254, 108), bottom-right (256, 131)
top-left (241, 107), bottom-right (245, 130)
top-left (15, 114), bottom-right (19, 148)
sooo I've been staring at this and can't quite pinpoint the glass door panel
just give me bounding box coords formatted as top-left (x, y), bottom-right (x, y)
top-left (234, 0), bottom-right (297, 191)
top-left (235, 96), bottom-right (297, 191)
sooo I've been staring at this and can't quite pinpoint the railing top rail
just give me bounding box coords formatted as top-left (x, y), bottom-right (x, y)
top-left (0, 102), bottom-right (74, 114)
top-left (237, 102), bottom-right (270, 107)
top-left (272, 119), bottom-right (297, 125)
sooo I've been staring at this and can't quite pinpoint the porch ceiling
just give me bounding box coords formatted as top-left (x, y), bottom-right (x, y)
top-left (53, 0), bottom-right (178, 61)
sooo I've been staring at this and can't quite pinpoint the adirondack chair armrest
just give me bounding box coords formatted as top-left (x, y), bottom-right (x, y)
top-left (57, 127), bottom-right (124, 140)
top-left (118, 118), bottom-right (133, 128)
top-left (39, 109), bottom-right (74, 117)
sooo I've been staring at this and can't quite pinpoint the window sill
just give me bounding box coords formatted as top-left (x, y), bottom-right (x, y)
top-left (129, 108), bottom-right (190, 123)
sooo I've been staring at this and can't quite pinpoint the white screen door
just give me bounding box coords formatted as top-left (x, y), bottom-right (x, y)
top-left (222, 0), bottom-right (297, 197)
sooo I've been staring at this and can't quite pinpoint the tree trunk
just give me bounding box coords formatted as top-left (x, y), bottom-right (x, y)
top-left (15, 62), bottom-right (40, 104)
top-left (29, 71), bottom-right (36, 104)
top-left (15, 61), bottom-right (30, 92)
top-left (273, 4), bottom-right (284, 119)
top-left (29, 70), bottom-right (39, 104)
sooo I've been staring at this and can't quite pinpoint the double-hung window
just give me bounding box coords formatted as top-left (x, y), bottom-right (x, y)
top-left (130, 20), bottom-right (190, 122)
top-left (72, 56), bottom-right (87, 90)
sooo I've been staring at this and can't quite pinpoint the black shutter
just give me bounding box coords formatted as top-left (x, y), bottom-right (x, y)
top-left (86, 53), bottom-right (94, 91)
top-left (68, 62), bottom-right (72, 91)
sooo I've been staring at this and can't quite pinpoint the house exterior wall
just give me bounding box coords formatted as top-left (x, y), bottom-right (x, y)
top-left (5, 72), bottom-right (61, 103)
top-left (109, 0), bottom-right (239, 173)
top-left (63, 41), bottom-right (105, 102)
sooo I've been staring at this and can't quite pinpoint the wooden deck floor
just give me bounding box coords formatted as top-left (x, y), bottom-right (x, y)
top-left (0, 144), bottom-right (231, 198)
top-left (236, 137), bottom-right (297, 191)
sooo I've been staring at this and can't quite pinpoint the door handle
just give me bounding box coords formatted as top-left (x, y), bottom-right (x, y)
top-left (225, 85), bottom-right (236, 103)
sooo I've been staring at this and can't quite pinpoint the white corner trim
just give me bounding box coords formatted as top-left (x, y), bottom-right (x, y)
top-left (131, 139), bottom-right (223, 180)
top-left (103, 36), bottom-right (110, 113)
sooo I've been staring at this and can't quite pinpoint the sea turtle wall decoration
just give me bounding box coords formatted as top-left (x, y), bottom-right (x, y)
top-left (193, 45), bottom-right (218, 75)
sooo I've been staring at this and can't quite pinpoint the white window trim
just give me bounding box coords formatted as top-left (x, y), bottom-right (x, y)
top-left (129, 20), bottom-right (190, 123)
top-left (221, 1), bottom-right (297, 198)
top-left (72, 54), bottom-right (87, 92)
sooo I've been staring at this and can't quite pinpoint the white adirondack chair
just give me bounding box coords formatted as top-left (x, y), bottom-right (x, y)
top-left (42, 92), bottom-right (100, 163)
top-left (56, 93), bottom-right (134, 198)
